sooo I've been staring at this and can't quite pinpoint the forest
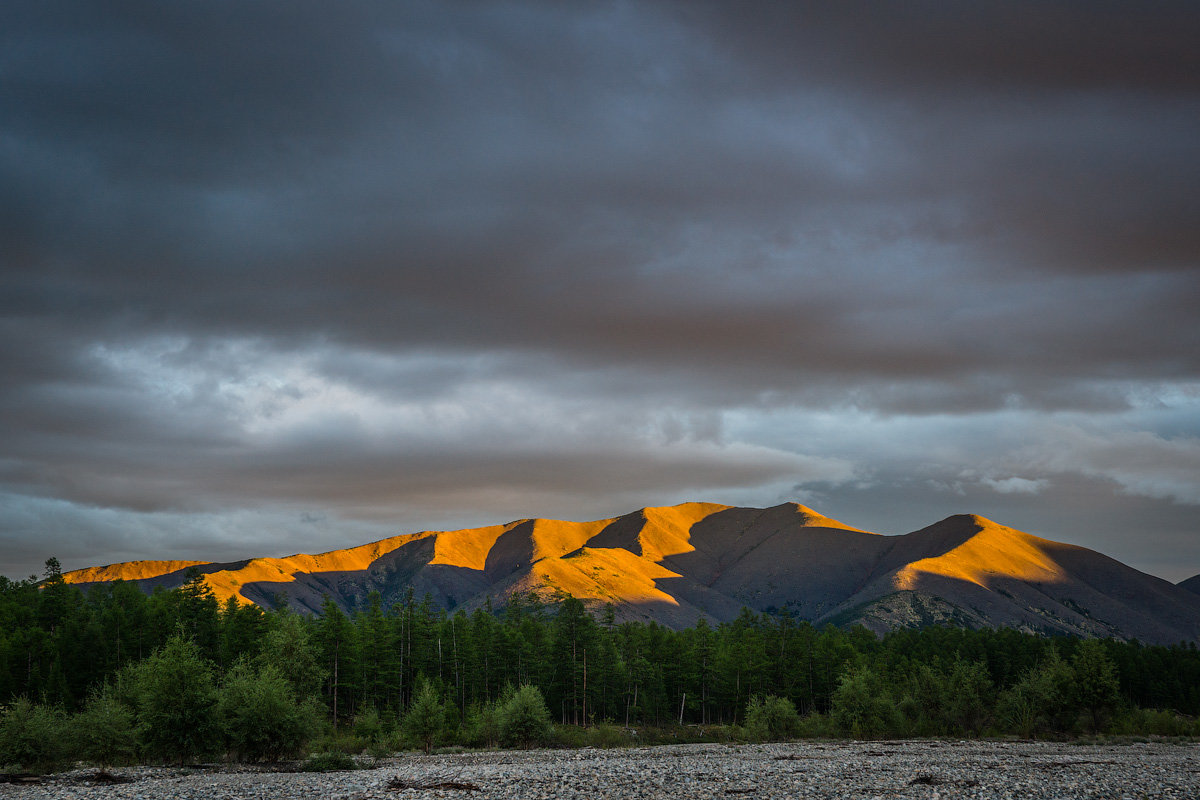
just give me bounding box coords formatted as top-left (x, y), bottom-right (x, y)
top-left (2, 560), bottom-right (1200, 774)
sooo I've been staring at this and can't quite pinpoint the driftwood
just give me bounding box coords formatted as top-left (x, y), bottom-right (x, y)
top-left (1038, 759), bottom-right (1118, 769)
top-left (387, 769), bottom-right (480, 791)
top-left (909, 774), bottom-right (979, 787)
top-left (85, 770), bottom-right (134, 784)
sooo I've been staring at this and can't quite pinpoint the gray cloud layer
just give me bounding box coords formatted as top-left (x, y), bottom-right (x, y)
top-left (2, 1), bottom-right (1198, 581)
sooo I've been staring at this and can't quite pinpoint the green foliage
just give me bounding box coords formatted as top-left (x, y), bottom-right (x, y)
top-left (744, 694), bottom-right (801, 741)
top-left (944, 658), bottom-right (993, 735)
top-left (300, 750), bottom-right (358, 772)
top-left (1069, 638), bottom-right (1121, 733)
top-left (582, 722), bottom-right (632, 748)
top-left (462, 700), bottom-right (502, 748)
top-left (217, 659), bottom-right (319, 761)
top-left (1115, 707), bottom-right (1196, 737)
top-left (352, 705), bottom-right (383, 744)
top-left (128, 633), bottom-right (220, 765)
top-left (403, 680), bottom-right (444, 754)
top-left (795, 712), bottom-right (833, 738)
top-left (500, 685), bottom-right (553, 748)
top-left (74, 688), bottom-right (138, 768)
top-left (3, 561), bottom-right (1200, 757)
top-left (0, 698), bottom-right (67, 774)
top-left (831, 666), bottom-right (900, 739)
top-left (901, 664), bottom-right (949, 735)
top-left (996, 651), bottom-right (1072, 738)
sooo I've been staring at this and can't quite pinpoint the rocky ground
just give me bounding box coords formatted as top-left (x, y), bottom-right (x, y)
top-left (4, 739), bottom-right (1199, 800)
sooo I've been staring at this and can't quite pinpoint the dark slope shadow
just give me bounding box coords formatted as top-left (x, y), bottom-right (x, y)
top-left (482, 519), bottom-right (537, 583)
top-left (653, 504), bottom-right (894, 622)
top-left (238, 535), bottom-right (501, 614)
top-left (583, 509), bottom-right (652, 556)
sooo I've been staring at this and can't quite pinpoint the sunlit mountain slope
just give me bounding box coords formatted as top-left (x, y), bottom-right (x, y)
top-left (62, 502), bottom-right (1200, 643)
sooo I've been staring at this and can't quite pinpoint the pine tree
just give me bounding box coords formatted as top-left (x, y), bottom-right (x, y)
top-left (403, 679), bottom-right (445, 754)
top-left (500, 685), bottom-right (552, 749)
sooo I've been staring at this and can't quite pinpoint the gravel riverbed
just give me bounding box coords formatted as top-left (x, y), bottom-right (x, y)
top-left (4, 740), bottom-right (1199, 800)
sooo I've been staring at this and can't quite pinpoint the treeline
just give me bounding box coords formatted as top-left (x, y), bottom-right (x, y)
top-left (2, 561), bottom-right (1200, 772)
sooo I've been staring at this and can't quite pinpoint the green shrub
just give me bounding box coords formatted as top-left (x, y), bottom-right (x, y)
top-left (831, 666), bottom-right (900, 739)
top-left (129, 634), bottom-right (220, 765)
top-left (462, 701), bottom-right (502, 749)
top-left (1069, 639), bottom-right (1121, 734)
top-left (996, 650), bottom-right (1075, 737)
top-left (311, 729), bottom-right (368, 756)
top-left (74, 688), bottom-right (138, 768)
top-left (0, 698), bottom-right (67, 775)
top-left (550, 723), bottom-right (587, 748)
top-left (300, 750), bottom-right (358, 772)
top-left (352, 706), bottom-right (383, 745)
top-left (1118, 708), bottom-right (1195, 737)
top-left (217, 659), bottom-right (320, 762)
top-left (795, 712), bottom-right (832, 739)
top-left (745, 695), bottom-right (802, 741)
top-left (584, 722), bottom-right (632, 748)
top-left (945, 659), bottom-right (993, 736)
top-left (499, 685), bottom-right (552, 749)
top-left (902, 664), bottom-right (950, 736)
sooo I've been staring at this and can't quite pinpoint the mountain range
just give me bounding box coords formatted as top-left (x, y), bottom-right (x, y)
top-left (62, 502), bottom-right (1200, 644)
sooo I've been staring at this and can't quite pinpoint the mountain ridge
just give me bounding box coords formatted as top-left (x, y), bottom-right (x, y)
top-left (61, 502), bottom-right (1200, 644)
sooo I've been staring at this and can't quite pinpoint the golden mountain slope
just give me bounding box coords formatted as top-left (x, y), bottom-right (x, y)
top-left (61, 503), bottom-right (1200, 643)
top-left (892, 515), bottom-right (1065, 590)
top-left (65, 559), bottom-right (211, 583)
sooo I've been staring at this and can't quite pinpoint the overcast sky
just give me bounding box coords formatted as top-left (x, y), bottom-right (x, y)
top-left (2, 1), bottom-right (1199, 583)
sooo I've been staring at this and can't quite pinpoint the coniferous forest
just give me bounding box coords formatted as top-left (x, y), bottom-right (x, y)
top-left (2, 560), bottom-right (1200, 774)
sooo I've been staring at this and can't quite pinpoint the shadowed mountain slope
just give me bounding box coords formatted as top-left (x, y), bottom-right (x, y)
top-left (1178, 574), bottom-right (1200, 595)
top-left (62, 502), bottom-right (1200, 643)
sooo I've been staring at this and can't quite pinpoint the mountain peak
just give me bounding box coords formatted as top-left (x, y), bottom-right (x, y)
top-left (780, 502), bottom-right (871, 533)
top-left (940, 513), bottom-right (1005, 530)
top-left (59, 502), bottom-right (1200, 643)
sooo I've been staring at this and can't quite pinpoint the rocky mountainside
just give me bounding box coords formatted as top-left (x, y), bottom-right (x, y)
top-left (62, 502), bottom-right (1200, 644)
top-left (1179, 574), bottom-right (1200, 595)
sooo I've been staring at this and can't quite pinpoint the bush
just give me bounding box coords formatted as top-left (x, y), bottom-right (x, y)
top-left (795, 712), bottom-right (832, 738)
top-left (901, 664), bottom-right (949, 736)
top-left (217, 659), bottom-right (320, 762)
top-left (300, 750), bottom-right (358, 772)
top-left (129, 634), bottom-right (220, 765)
top-left (352, 706), bottom-right (383, 745)
top-left (311, 729), bottom-right (369, 757)
top-left (499, 685), bottom-right (552, 749)
top-left (1069, 639), bottom-right (1121, 734)
top-left (74, 688), bottom-right (138, 768)
top-left (0, 698), bottom-right (67, 775)
top-left (1117, 708), bottom-right (1195, 738)
top-left (584, 722), bottom-right (632, 748)
top-left (549, 722), bottom-right (635, 748)
top-left (744, 695), bottom-right (801, 741)
top-left (462, 701), bottom-right (502, 749)
top-left (945, 659), bottom-right (993, 736)
top-left (831, 666), bottom-right (900, 739)
top-left (995, 647), bottom-right (1087, 737)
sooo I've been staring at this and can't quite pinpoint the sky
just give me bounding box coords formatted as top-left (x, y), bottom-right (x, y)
top-left (2, 1), bottom-right (1199, 584)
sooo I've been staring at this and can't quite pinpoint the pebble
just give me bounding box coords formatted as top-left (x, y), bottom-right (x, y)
top-left (3, 740), bottom-right (1199, 799)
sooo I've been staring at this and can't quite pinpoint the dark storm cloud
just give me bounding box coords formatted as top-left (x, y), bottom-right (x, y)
top-left (2, 1), bottom-right (1198, 580)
